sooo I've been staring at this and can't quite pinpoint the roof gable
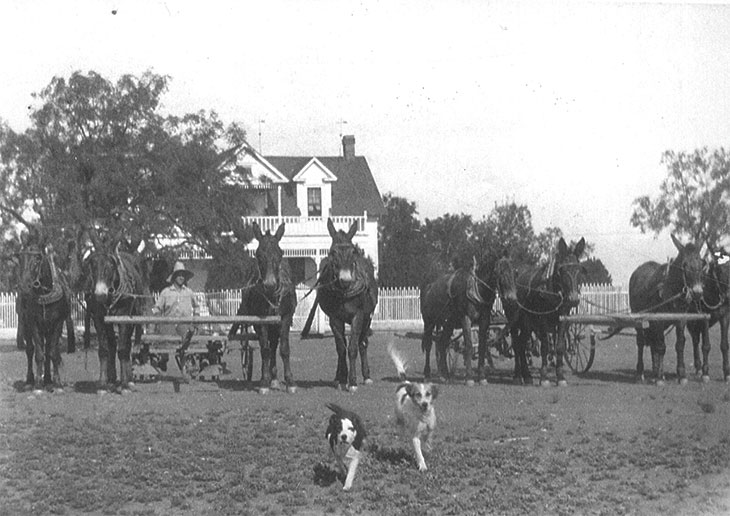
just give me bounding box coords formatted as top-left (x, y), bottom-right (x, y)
top-left (292, 157), bottom-right (337, 182)
top-left (265, 154), bottom-right (385, 218)
top-left (223, 143), bottom-right (288, 186)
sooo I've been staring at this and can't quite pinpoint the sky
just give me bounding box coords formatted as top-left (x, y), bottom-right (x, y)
top-left (1, 0), bottom-right (729, 285)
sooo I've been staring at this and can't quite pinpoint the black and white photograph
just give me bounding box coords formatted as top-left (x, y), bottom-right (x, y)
top-left (0, 1), bottom-right (729, 514)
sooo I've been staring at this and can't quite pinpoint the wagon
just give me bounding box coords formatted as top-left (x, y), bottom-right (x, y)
top-left (557, 312), bottom-right (711, 373)
top-left (439, 310), bottom-right (711, 376)
top-left (104, 315), bottom-right (280, 383)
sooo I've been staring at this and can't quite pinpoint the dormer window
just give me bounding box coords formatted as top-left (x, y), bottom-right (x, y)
top-left (307, 187), bottom-right (322, 216)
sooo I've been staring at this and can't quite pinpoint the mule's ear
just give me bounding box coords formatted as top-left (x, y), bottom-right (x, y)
top-left (573, 237), bottom-right (586, 259)
top-left (347, 221), bottom-right (358, 241)
top-left (671, 233), bottom-right (684, 252)
top-left (274, 223), bottom-right (286, 242)
top-left (327, 218), bottom-right (337, 238)
top-left (557, 237), bottom-right (568, 256)
top-left (252, 222), bottom-right (263, 241)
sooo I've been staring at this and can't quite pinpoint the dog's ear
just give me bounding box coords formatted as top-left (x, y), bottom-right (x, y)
top-left (430, 385), bottom-right (439, 400)
top-left (325, 416), bottom-right (339, 448)
top-left (405, 383), bottom-right (416, 398)
top-left (352, 418), bottom-right (366, 450)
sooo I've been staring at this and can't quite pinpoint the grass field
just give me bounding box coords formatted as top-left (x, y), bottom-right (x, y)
top-left (1, 329), bottom-right (729, 515)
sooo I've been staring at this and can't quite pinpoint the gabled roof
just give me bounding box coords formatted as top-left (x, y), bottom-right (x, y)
top-left (265, 155), bottom-right (385, 217)
top-left (292, 157), bottom-right (338, 182)
top-left (223, 142), bottom-right (289, 185)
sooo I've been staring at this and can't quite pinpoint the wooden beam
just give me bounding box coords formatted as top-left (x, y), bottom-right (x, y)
top-left (559, 313), bottom-right (710, 325)
top-left (104, 315), bottom-right (281, 325)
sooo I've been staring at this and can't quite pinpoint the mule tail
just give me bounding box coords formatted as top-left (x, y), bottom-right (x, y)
top-left (300, 297), bottom-right (319, 338)
top-left (387, 343), bottom-right (408, 381)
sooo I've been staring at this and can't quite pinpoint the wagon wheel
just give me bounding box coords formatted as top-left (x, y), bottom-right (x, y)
top-left (564, 323), bottom-right (596, 373)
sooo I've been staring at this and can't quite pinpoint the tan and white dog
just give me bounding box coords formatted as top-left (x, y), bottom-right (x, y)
top-left (388, 343), bottom-right (438, 472)
top-left (325, 403), bottom-right (366, 491)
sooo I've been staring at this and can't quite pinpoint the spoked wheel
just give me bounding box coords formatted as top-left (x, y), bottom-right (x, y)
top-left (564, 323), bottom-right (596, 373)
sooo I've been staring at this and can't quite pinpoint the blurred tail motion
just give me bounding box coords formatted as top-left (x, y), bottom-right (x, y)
top-left (387, 343), bottom-right (408, 381)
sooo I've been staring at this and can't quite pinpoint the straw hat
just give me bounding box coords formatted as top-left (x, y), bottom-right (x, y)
top-left (167, 261), bottom-right (194, 283)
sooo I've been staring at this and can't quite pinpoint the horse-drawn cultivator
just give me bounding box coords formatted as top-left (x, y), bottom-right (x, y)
top-left (105, 315), bottom-right (280, 385)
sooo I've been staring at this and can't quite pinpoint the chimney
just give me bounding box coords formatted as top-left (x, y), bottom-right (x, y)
top-left (342, 135), bottom-right (355, 160)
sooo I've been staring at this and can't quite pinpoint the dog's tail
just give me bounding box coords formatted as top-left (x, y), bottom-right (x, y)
top-left (387, 342), bottom-right (408, 381)
top-left (325, 403), bottom-right (346, 415)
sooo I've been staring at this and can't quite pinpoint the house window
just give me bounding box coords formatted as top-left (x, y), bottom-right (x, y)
top-left (307, 187), bottom-right (322, 216)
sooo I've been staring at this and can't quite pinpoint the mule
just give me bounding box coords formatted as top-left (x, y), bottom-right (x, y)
top-left (316, 219), bottom-right (378, 392)
top-left (420, 254), bottom-right (517, 385)
top-left (83, 244), bottom-right (149, 393)
top-left (510, 237), bottom-right (585, 387)
top-left (629, 234), bottom-right (704, 385)
top-left (18, 242), bottom-right (72, 392)
top-left (228, 223), bottom-right (297, 394)
top-left (687, 248), bottom-right (730, 383)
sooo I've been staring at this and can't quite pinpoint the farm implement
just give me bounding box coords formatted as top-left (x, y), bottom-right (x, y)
top-left (104, 315), bottom-right (281, 384)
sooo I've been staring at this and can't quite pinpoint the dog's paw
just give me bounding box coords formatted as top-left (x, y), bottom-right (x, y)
top-left (418, 463), bottom-right (428, 472)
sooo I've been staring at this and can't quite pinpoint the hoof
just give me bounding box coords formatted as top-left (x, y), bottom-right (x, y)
top-left (465, 379), bottom-right (475, 387)
top-left (32, 388), bottom-right (44, 396)
top-left (54, 387), bottom-right (65, 394)
top-left (479, 379), bottom-right (488, 386)
top-left (540, 380), bottom-right (552, 388)
top-left (270, 379), bottom-right (280, 390)
top-left (557, 379), bottom-right (568, 387)
top-left (679, 377), bottom-right (689, 386)
top-left (364, 378), bottom-right (373, 385)
top-left (287, 385), bottom-right (297, 394)
top-left (259, 387), bottom-right (270, 395)
top-left (701, 375), bottom-right (711, 384)
top-left (348, 385), bottom-right (358, 393)
top-left (121, 388), bottom-right (132, 396)
top-left (636, 375), bottom-right (645, 384)
top-left (337, 383), bottom-right (348, 391)
top-left (655, 379), bottom-right (665, 387)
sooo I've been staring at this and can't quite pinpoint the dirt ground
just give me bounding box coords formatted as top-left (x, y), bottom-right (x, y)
top-left (0, 328), bottom-right (729, 515)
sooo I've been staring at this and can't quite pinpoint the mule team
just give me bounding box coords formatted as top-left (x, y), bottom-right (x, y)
top-left (15, 220), bottom-right (730, 394)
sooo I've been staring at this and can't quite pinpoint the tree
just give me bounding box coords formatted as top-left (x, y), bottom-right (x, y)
top-left (631, 147), bottom-right (730, 247)
top-left (0, 70), bottom-right (252, 263)
top-left (581, 257), bottom-right (612, 285)
top-left (422, 213), bottom-right (474, 269)
top-left (377, 193), bottom-right (430, 287)
top-left (474, 202), bottom-right (538, 266)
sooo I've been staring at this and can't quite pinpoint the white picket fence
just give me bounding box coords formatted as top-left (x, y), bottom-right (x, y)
top-left (0, 284), bottom-right (628, 334)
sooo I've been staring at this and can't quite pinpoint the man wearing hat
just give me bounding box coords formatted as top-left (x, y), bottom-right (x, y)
top-left (151, 261), bottom-right (200, 336)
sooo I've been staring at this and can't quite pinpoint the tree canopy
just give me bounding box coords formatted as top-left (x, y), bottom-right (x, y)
top-left (631, 148), bottom-right (730, 248)
top-left (378, 197), bottom-right (610, 287)
top-left (0, 70), bottom-right (253, 263)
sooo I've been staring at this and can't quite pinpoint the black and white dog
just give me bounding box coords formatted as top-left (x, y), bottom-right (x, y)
top-left (325, 403), bottom-right (366, 491)
top-left (388, 343), bottom-right (438, 472)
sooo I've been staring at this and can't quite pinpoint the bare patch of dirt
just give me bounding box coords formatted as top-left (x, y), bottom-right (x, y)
top-left (1, 331), bottom-right (729, 515)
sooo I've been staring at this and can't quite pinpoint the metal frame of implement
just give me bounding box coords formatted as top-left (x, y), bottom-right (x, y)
top-left (557, 312), bottom-right (711, 374)
top-left (104, 315), bottom-right (282, 383)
